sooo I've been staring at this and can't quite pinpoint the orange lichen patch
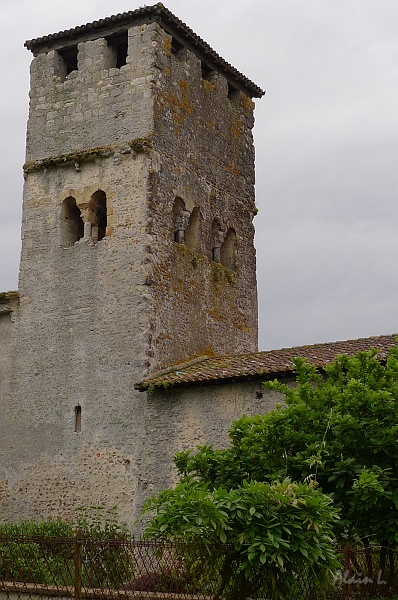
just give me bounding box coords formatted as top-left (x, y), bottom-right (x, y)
top-left (202, 79), bottom-right (215, 92)
top-left (157, 86), bottom-right (193, 133)
top-left (241, 94), bottom-right (255, 111)
top-left (208, 306), bottom-right (223, 321)
top-left (231, 119), bottom-right (244, 137)
top-left (207, 120), bottom-right (215, 128)
top-left (178, 80), bottom-right (189, 91)
top-left (163, 36), bottom-right (172, 57)
top-left (225, 164), bottom-right (240, 176)
top-left (170, 94), bottom-right (192, 115)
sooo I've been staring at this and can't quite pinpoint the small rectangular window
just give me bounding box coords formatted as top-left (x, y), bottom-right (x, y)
top-left (171, 36), bottom-right (184, 56)
top-left (106, 32), bottom-right (128, 68)
top-left (58, 46), bottom-right (78, 80)
top-left (227, 83), bottom-right (240, 101)
top-left (201, 62), bottom-right (214, 81)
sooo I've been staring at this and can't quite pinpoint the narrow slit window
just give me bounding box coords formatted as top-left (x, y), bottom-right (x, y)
top-left (74, 405), bottom-right (82, 433)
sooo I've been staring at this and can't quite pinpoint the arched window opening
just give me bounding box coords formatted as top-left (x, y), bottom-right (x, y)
top-left (172, 197), bottom-right (189, 244)
top-left (62, 197), bottom-right (84, 247)
top-left (211, 218), bottom-right (223, 263)
top-left (220, 228), bottom-right (236, 271)
top-left (185, 207), bottom-right (200, 252)
top-left (88, 190), bottom-right (107, 242)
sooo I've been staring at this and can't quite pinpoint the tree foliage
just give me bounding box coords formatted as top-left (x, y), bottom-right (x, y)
top-left (173, 347), bottom-right (398, 547)
top-left (144, 478), bottom-right (339, 599)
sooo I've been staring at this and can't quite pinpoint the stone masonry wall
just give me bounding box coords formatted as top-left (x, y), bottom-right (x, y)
top-left (0, 18), bottom-right (262, 526)
top-left (26, 24), bottom-right (157, 162)
top-left (1, 24), bottom-right (163, 525)
top-left (147, 25), bottom-right (258, 368)
top-left (3, 154), bottom-right (153, 524)
top-left (140, 379), bottom-right (286, 498)
top-left (0, 299), bottom-right (18, 521)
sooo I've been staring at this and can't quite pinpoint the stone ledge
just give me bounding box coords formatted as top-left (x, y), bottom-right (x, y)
top-left (23, 139), bottom-right (151, 173)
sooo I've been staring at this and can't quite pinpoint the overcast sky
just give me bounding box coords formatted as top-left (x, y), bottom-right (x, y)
top-left (0, 1), bottom-right (397, 351)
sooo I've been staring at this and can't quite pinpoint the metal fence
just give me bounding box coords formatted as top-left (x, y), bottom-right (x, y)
top-left (0, 535), bottom-right (398, 600)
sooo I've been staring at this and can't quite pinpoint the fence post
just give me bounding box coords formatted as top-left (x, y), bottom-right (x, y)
top-left (74, 530), bottom-right (83, 600)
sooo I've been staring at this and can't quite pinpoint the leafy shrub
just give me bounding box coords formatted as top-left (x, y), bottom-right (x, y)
top-left (0, 507), bottom-right (132, 588)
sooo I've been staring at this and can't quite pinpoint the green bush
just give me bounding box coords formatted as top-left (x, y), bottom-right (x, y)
top-left (0, 507), bottom-right (132, 588)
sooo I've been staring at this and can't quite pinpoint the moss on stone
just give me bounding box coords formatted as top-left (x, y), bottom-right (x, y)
top-left (0, 291), bottom-right (19, 302)
top-left (23, 138), bottom-right (152, 173)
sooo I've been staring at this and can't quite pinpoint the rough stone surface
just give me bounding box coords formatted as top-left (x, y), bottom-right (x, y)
top-left (0, 16), bottom-right (261, 526)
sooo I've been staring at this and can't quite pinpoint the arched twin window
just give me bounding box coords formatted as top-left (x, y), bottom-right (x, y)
top-left (172, 201), bottom-right (236, 271)
top-left (61, 190), bottom-right (107, 247)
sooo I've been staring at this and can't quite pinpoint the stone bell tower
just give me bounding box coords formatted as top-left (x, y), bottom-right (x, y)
top-left (0, 4), bottom-right (263, 524)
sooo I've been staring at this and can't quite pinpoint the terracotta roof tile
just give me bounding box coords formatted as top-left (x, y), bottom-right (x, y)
top-left (135, 334), bottom-right (398, 391)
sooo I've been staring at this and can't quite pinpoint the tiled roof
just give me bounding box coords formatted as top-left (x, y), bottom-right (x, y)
top-left (25, 4), bottom-right (264, 99)
top-left (135, 334), bottom-right (398, 391)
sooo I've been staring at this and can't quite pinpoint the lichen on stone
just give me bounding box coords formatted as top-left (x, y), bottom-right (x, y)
top-left (23, 138), bottom-right (152, 173)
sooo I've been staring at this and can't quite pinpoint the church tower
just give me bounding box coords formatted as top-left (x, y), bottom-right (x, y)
top-left (1, 4), bottom-right (263, 523)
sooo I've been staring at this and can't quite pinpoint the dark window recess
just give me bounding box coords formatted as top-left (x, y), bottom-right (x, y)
top-left (58, 46), bottom-right (78, 76)
top-left (74, 405), bottom-right (82, 433)
top-left (172, 197), bottom-right (188, 244)
top-left (107, 32), bottom-right (128, 68)
top-left (88, 190), bottom-right (107, 242)
top-left (227, 83), bottom-right (240, 101)
top-left (171, 36), bottom-right (184, 55)
top-left (185, 207), bottom-right (200, 252)
top-left (211, 218), bottom-right (223, 263)
top-left (201, 62), bottom-right (214, 81)
top-left (220, 228), bottom-right (236, 271)
top-left (62, 197), bottom-right (84, 247)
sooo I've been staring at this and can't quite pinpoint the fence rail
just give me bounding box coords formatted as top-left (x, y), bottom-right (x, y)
top-left (1, 535), bottom-right (398, 600)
